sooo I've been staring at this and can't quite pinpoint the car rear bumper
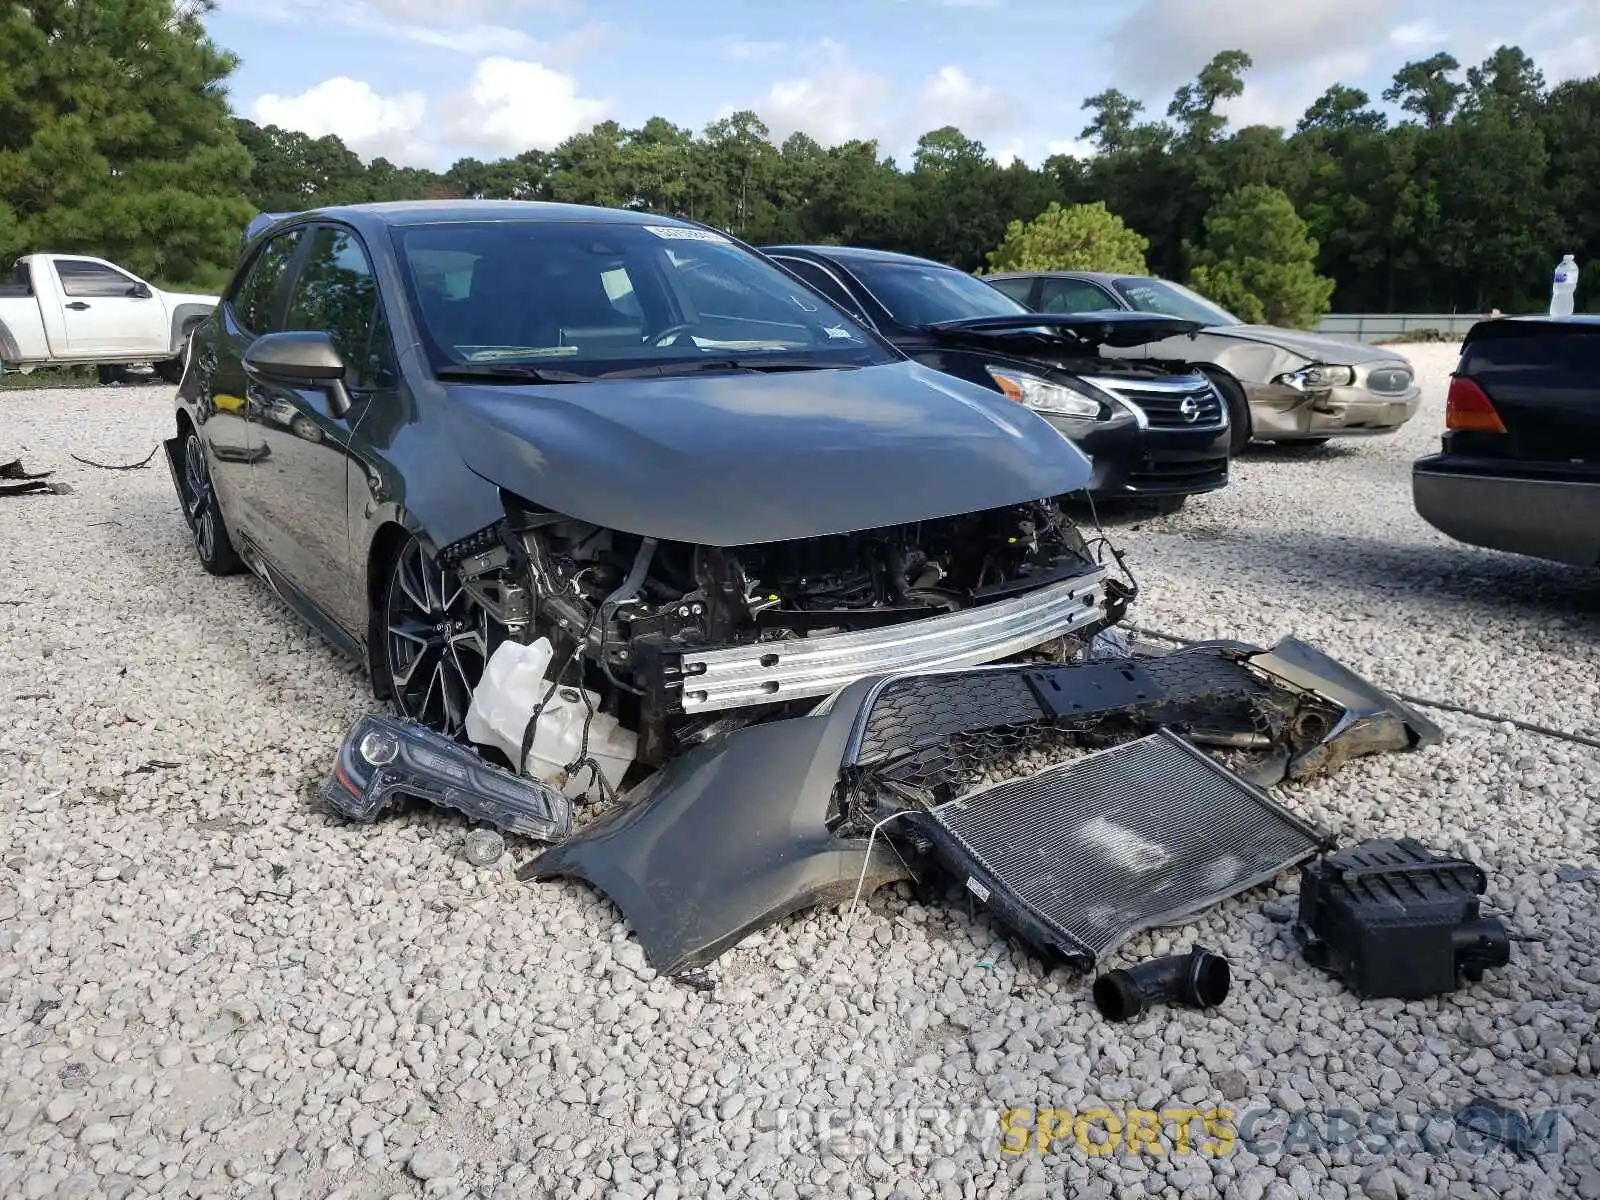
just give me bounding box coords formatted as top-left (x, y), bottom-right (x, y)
top-left (1412, 455), bottom-right (1600, 567)
top-left (1249, 382), bottom-right (1422, 440)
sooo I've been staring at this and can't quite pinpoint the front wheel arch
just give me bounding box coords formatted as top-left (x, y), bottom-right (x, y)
top-left (365, 521), bottom-right (415, 701)
top-left (368, 525), bottom-right (498, 738)
top-left (1197, 365), bottom-right (1252, 456)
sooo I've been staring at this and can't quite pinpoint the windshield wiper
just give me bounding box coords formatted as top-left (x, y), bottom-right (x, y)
top-left (436, 363), bottom-right (591, 384)
top-left (593, 358), bottom-right (855, 379)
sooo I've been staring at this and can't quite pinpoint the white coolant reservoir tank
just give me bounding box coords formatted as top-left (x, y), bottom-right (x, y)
top-left (465, 638), bottom-right (636, 800)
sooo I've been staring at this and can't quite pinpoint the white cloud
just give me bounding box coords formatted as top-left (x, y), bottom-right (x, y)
top-left (917, 66), bottom-right (1016, 135)
top-left (1519, 3), bottom-right (1600, 82)
top-left (748, 45), bottom-right (1019, 156)
top-left (1389, 18), bottom-right (1448, 48)
top-left (1108, 0), bottom-right (1402, 99)
top-left (252, 57), bottom-right (609, 165)
top-left (757, 42), bottom-right (896, 145)
top-left (1046, 136), bottom-right (1099, 160)
top-left (437, 57), bottom-right (612, 156)
top-left (253, 77), bottom-right (429, 162)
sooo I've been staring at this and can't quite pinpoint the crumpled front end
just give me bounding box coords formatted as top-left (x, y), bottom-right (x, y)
top-left (1247, 361), bottom-right (1423, 441)
top-left (520, 635), bottom-right (1440, 975)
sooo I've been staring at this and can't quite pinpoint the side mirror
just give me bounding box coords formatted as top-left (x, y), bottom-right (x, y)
top-left (129, 281), bottom-right (153, 298)
top-left (244, 331), bottom-right (352, 416)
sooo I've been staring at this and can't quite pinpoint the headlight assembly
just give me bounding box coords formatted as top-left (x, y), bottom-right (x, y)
top-left (1273, 364), bottom-right (1356, 391)
top-left (985, 366), bottom-right (1106, 419)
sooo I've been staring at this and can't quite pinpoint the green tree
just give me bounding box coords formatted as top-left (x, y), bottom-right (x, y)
top-left (546, 121), bottom-right (629, 208)
top-left (1297, 86), bottom-right (1386, 135)
top-left (1428, 102), bottom-right (1561, 310)
top-left (1463, 45), bottom-right (1545, 121)
top-left (1186, 184), bottom-right (1333, 328)
top-left (1384, 53), bottom-right (1465, 128)
top-left (445, 151), bottom-right (550, 201)
top-left (903, 127), bottom-right (1013, 269)
top-left (235, 119), bottom-right (368, 211)
top-left (1079, 89), bottom-right (1146, 154)
top-left (698, 110), bottom-right (779, 236)
top-left (1538, 78), bottom-right (1600, 304)
top-left (1168, 50), bottom-right (1253, 146)
top-left (983, 201), bottom-right (1148, 274)
top-left (0, 0), bottom-right (254, 285)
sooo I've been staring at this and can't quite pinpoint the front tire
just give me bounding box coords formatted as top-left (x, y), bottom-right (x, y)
top-left (1199, 367), bottom-right (1252, 456)
top-left (155, 357), bottom-right (185, 385)
top-left (179, 430), bottom-right (242, 575)
top-left (377, 536), bottom-right (495, 739)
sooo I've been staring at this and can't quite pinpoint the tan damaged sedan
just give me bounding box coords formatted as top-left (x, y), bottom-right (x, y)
top-left (985, 270), bottom-right (1424, 454)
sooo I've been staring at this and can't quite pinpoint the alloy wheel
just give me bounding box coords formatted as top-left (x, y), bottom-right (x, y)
top-left (183, 434), bottom-right (218, 561)
top-left (384, 537), bottom-right (492, 738)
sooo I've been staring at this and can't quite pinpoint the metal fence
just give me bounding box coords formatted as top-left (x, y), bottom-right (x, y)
top-left (1313, 312), bottom-right (1488, 343)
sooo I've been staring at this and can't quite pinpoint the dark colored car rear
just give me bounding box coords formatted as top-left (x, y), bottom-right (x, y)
top-left (1412, 316), bottom-right (1600, 567)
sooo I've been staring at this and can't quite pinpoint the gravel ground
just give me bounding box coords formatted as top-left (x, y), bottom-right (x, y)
top-left (1, 343), bottom-right (1596, 1200)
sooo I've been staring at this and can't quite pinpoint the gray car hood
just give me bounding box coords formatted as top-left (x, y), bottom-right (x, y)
top-left (446, 360), bottom-right (1094, 546)
top-left (1207, 325), bottom-right (1407, 367)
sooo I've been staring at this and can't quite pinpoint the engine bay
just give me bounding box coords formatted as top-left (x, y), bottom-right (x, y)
top-left (438, 493), bottom-right (1124, 768)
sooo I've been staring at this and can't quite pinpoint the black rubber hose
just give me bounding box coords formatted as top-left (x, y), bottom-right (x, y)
top-left (1092, 946), bottom-right (1231, 1023)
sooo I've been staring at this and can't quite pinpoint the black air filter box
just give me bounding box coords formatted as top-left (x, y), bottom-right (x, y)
top-left (1294, 837), bottom-right (1510, 999)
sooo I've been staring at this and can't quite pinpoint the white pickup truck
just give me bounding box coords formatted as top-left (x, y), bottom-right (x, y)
top-left (0, 253), bottom-right (219, 383)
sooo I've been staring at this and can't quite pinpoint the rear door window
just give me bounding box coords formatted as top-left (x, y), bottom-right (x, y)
top-left (1039, 277), bottom-right (1118, 314)
top-left (986, 277), bottom-right (1036, 306)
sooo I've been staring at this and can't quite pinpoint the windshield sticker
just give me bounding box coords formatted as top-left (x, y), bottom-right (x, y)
top-left (462, 345), bottom-right (581, 361)
top-left (823, 325), bottom-right (859, 340)
top-left (690, 337), bottom-right (799, 351)
top-left (643, 225), bottom-right (731, 243)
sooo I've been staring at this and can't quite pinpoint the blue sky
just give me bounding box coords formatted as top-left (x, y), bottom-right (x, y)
top-left (205, 0), bottom-right (1600, 170)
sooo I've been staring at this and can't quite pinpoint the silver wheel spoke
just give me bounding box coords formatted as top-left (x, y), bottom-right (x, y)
top-left (386, 538), bottom-right (493, 741)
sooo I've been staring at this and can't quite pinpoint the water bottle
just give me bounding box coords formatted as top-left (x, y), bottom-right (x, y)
top-left (1550, 254), bottom-right (1579, 317)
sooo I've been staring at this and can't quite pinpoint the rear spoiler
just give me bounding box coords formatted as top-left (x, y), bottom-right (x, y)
top-left (241, 212), bottom-right (298, 251)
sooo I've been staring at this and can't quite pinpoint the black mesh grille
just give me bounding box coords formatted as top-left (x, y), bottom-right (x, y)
top-left (914, 730), bottom-right (1324, 965)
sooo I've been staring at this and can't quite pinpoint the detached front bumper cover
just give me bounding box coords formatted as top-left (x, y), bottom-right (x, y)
top-left (523, 635), bottom-right (1438, 976)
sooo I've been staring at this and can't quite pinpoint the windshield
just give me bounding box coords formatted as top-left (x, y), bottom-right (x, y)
top-left (846, 260), bottom-right (1027, 327)
top-left (392, 220), bottom-right (897, 376)
top-left (1112, 277), bottom-right (1241, 327)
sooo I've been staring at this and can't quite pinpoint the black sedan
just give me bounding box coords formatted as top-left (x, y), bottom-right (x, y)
top-left (760, 245), bottom-right (1233, 509)
top-left (166, 201), bottom-right (1121, 763)
top-left (1413, 315), bottom-right (1600, 567)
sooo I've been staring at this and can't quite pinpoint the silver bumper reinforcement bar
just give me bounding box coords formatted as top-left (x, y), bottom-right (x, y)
top-left (676, 566), bottom-right (1110, 713)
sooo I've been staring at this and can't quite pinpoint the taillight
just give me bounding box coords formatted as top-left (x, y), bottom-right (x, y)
top-left (1445, 376), bottom-right (1506, 433)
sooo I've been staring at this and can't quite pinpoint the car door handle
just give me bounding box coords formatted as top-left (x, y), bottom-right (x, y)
top-left (65, 302), bottom-right (90, 311)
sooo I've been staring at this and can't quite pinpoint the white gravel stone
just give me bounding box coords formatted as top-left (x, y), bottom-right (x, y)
top-left (1, 357), bottom-right (1596, 1199)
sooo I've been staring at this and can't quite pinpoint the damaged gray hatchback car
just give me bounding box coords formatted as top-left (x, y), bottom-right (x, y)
top-left (176, 201), bottom-right (1442, 978)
